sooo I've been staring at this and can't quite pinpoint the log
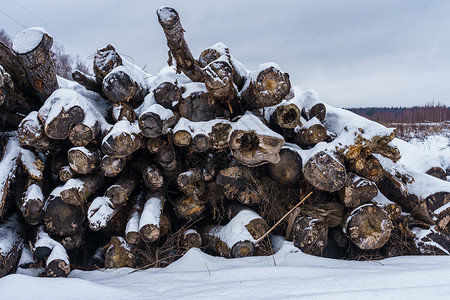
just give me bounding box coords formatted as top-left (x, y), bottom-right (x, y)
top-left (301, 91), bottom-right (327, 121)
top-left (112, 103), bottom-right (136, 123)
top-left (102, 66), bottom-right (146, 103)
top-left (68, 121), bottom-right (100, 147)
top-left (101, 120), bottom-right (142, 158)
top-left (270, 103), bottom-right (302, 129)
top-left (72, 70), bottom-right (103, 95)
top-left (156, 145), bottom-right (179, 177)
top-left (100, 155), bottom-right (127, 177)
top-left (191, 133), bottom-right (211, 153)
top-left (344, 204), bottom-right (393, 250)
top-left (412, 226), bottom-right (450, 255)
top-left (58, 166), bottom-right (76, 182)
top-left (229, 114), bottom-right (284, 166)
top-left (426, 167), bottom-right (447, 181)
top-left (0, 138), bottom-right (20, 218)
top-left (354, 155), bottom-right (384, 182)
top-left (0, 214), bottom-right (24, 278)
top-left (67, 146), bottom-right (101, 174)
top-left (268, 147), bottom-right (302, 185)
top-left (87, 195), bottom-right (119, 231)
top-left (295, 119), bottom-right (327, 149)
top-left (60, 173), bottom-right (104, 206)
top-left (178, 87), bottom-right (215, 122)
top-left (302, 151), bottom-right (346, 192)
top-left (210, 121), bottom-right (232, 150)
top-left (339, 172), bottom-right (378, 208)
top-left (12, 27), bottom-right (58, 103)
top-left (146, 137), bottom-right (167, 154)
top-left (33, 226), bottom-right (57, 260)
top-left (130, 159), bottom-right (164, 191)
top-left (19, 148), bottom-right (45, 180)
top-left (293, 216), bottom-right (328, 256)
top-left (105, 169), bottom-right (140, 206)
top-left (216, 166), bottom-right (262, 206)
top-left (226, 204), bottom-right (268, 239)
top-left (17, 111), bottom-right (51, 150)
top-left (153, 81), bottom-right (182, 109)
top-left (174, 195), bottom-right (206, 220)
top-left (173, 128), bottom-right (192, 147)
top-left (17, 178), bottom-right (45, 225)
top-left (203, 60), bottom-right (236, 106)
top-left (138, 103), bottom-right (179, 138)
top-left (60, 226), bottom-right (84, 251)
top-left (44, 188), bottom-right (85, 236)
top-left (157, 7), bottom-right (204, 82)
top-left (104, 236), bottom-right (136, 269)
top-left (240, 63), bottom-right (290, 109)
top-left (181, 229), bottom-right (202, 250)
top-left (139, 192), bottom-right (167, 242)
top-left (93, 44), bottom-right (122, 83)
top-left (177, 168), bottom-right (205, 197)
top-left (125, 191), bottom-right (146, 245)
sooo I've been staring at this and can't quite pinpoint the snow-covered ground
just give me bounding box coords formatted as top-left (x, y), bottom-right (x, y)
top-left (1, 242), bottom-right (450, 299)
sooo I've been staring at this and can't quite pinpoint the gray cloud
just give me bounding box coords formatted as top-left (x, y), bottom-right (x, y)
top-left (2, 0), bottom-right (450, 107)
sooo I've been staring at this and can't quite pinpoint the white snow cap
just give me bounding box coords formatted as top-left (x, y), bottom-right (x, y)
top-left (13, 27), bottom-right (49, 54)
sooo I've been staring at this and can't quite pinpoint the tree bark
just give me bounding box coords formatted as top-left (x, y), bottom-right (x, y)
top-left (139, 192), bottom-right (167, 242)
top-left (179, 89), bottom-right (215, 122)
top-left (104, 236), bottom-right (136, 269)
top-left (67, 146), bottom-right (101, 174)
top-left (146, 137), bottom-right (167, 154)
top-left (157, 7), bottom-right (204, 82)
top-left (102, 67), bottom-right (146, 104)
top-left (295, 122), bottom-right (327, 149)
top-left (130, 159), bottom-right (164, 191)
top-left (68, 121), bottom-right (100, 147)
top-left (17, 111), bottom-right (51, 150)
top-left (181, 229), bottom-right (202, 250)
top-left (112, 102), bottom-right (136, 123)
top-left (58, 165), bottom-right (76, 182)
top-left (174, 195), bottom-right (206, 220)
top-left (72, 70), bottom-right (103, 95)
top-left (339, 172), bottom-right (378, 208)
top-left (17, 178), bottom-right (45, 225)
top-left (138, 104), bottom-right (179, 138)
top-left (302, 151), bottom-right (346, 192)
top-left (293, 216), bottom-right (328, 256)
top-left (100, 155), bottom-right (127, 177)
top-left (216, 166), bottom-right (262, 206)
top-left (93, 44), bottom-right (122, 84)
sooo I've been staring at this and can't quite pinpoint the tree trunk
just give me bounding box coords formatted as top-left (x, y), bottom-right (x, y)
top-left (156, 7), bottom-right (204, 82)
top-left (0, 214), bottom-right (24, 278)
top-left (138, 104), bottom-right (179, 138)
top-left (125, 191), bottom-right (146, 245)
top-left (87, 195), bottom-right (119, 231)
top-left (293, 216), bottom-right (328, 256)
top-left (104, 236), bottom-right (136, 269)
top-left (344, 204), bottom-right (393, 250)
top-left (426, 167), bottom-right (447, 181)
top-left (105, 169), bottom-right (140, 206)
top-left (19, 148), bottom-right (45, 180)
top-left (146, 137), bottom-right (167, 154)
top-left (339, 172), bottom-right (378, 208)
top-left (204, 60), bottom-right (236, 107)
top-left (13, 28), bottom-right (58, 103)
top-left (112, 102), bottom-right (136, 123)
top-left (17, 111), bottom-right (51, 150)
top-left (93, 44), bottom-right (122, 84)
top-left (130, 159), bottom-right (164, 191)
top-left (302, 151), bottom-right (346, 192)
top-left (295, 122), bottom-right (327, 149)
top-left (100, 155), bottom-right (127, 177)
top-left (72, 70), bottom-right (103, 96)
top-left (0, 138), bottom-right (20, 218)
top-left (58, 166), bottom-right (76, 182)
top-left (153, 81), bottom-right (182, 109)
top-left (210, 121), bottom-right (232, 150)
top-left (177, 168), bottom-right (205, 197)
top-left (68, 121), bottom-right (100, 147)
top-left (60, 173), bottom-right (104, 206)
top-left (216, 166), bottom-right (262, 206)
top-left (181, 229), bottom-right (202, 250)
top-left (139, 192), bottom-right (167, 242)
top-left (102, 67), bottom-right (146, 104)
top-left (156, 146), bottom-right (179, 177)
top-left (179, 89), bottom-right (215, 122)
top-left (101, 120), bottom-right (142, 158)
top-left (174, 195), bottom-right (206, 220)
top-left (268, 147), bottom-right (302, 185)
top-left (67, 146), bottom-right (101, 174)
top-left (17, 178), bottom-right (45, 225)
top-left (46, 243), bottom-right (71, 277)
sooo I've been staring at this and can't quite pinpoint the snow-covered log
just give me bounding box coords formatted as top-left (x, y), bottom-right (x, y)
top-left (105, 169), bottom-right (140, 206)
top-left (138, 103), bottom-right (179, 138)
top-left (60, 173), bottom-right (104, 206)
top-left (104, 236), bottom-right (136, 269)
top-left (67, 146), bottom-right (101, 174)
top-left (139, 192), bottom-right (168, 242)
top-left (0, 214), bottom-right (24, 278)
top-left (130, 159), bottom-right (164, 191)
top-left (101, 120), bottom-right (142, 158)
top-left (0, 137), bottom-right (20, 218)
top-left (338, 172), bottom-right (379, 208)
top-left (293, 216), bottom-right (328, 256)
top-left (100, 155), bottom-right (127, 177)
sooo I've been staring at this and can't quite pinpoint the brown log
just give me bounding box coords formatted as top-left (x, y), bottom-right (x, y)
top-left (354, 155), bottom-right (384, 182)
top-left (72, 70), bottom-right (103, 95)
top-left (210, 121), bottom-right (232, 150)
top-left (19, 148), bottom-right (45, 180)
top-left (58, 166), bottom-right (75, 182)
top-left (157, 7), bottom-right (204, 82)
top-left (240, 63), bottom-right (290, 109)
top-left (173, 128), bottom-right (192, 147)
top-left (156, 145), bottom-right (179, 177)
top-left (302, 103), bottom-right (326, 122)
top-left (17, 178), bottom-right (45, 225)
top-left (68, 121), bottom-right (100, 147)
top-left (112, 102), bottom-right (136, 123)
top-left (153, 81), bottom-right (182, 109)
top-left (87, 195), bottom-right (119, 231)
top-left (295, 122), bottom-right (327, 149)
top-left (101, 203), bottom-right (132, 237)
top-left (60, 173), bottom-right (104, 206)
top-left (46, 245), bottom-right (71, 277)
top-left (131, 159), bottom-right (164, 191)
top-left (177, 168), bottom-right (205, 197)
top-left (17, 111), bottom-right (51, 150)
top-left (102, 66), bottom-right (146, 103)
top-left (426, 167), bottom-right (447, 181)
top-left (174, 195), bottom-right (206, 220)
top-left (344, 204), bottom-right (393, 250)
top-left (268, 147), bottom-right (302, 185)
top-left (146, 137), bottom-right (167, 154)
top-left (138, 104), bottom-right (179, 138)
top-left (227, 204), bottom-right (268, 238)
top-left (270, 103), bottom-right (302, 129)
top-left (0, 138), bottom-right (20, 218)
top-left (125, 191), bottom-right (146, 245)
top-left (12, 27), bottom-right (58, 102)
top-left (204, 60), bottom-right (236, 106)
top-left (179, 88), bottom-right (215, 122)
top-left (191, 133), bottom-right (211, 153)
top-left (339, 172), bottom-right (378, 208)
top-left (425, 192), bottom-right (450, 234)
top-left (216, 166), bottom-right (262, 206)
top-left (229, 114), bottom-right (284, 166)
top-left (293, 216), bottom-right (328, 256)
top-left (181, 229), bottom-right (202, 250)
top-left (0, 214), bottom-right (24, 278)
top-left (101, 120), bottom-right (142, 158)
top-left (67, 146), bottom-right (101, 174)
top-left (104, 236), bottom-right (136, 269)
top-left (93, 44), bottom-right (122, 83)
top-left (44, 189), bottom-right (85, 236)
top-left (100, 155), bottom-right (127, 177)
top-left (139, 192), bottom-right (167, 242)
top-left (33, 225), bottom-right (57, 260)
top-left (413, 226), bottom-right (450, 255)
top-left (302, 151), bottom-right (346, 192)
top-left (105, 169), bottom-right (140, 206)
top-left (60, 226), bottom-right (84, 251)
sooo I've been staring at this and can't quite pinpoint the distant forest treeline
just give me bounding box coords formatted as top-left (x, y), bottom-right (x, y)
top-left (347, 105), bottom-right (449, 123)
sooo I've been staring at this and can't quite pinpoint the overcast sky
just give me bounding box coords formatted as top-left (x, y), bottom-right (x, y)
top-left (2, 0), bottom-right (450, 108)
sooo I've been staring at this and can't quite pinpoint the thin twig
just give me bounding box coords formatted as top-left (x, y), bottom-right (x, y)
top-left (256, 192), bottom-right (313, 244)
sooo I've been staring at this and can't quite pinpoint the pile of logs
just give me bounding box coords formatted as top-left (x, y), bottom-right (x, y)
top-left (0, 7), bottom-right (449, 278)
